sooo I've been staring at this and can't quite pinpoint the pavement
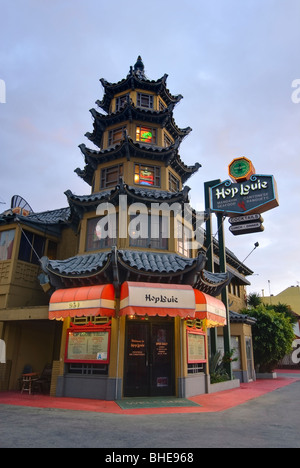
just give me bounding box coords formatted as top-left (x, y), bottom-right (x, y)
top-left (1, 369), bottom-right (300, 448)
top-left (0, 368), bottom-right (299, 415)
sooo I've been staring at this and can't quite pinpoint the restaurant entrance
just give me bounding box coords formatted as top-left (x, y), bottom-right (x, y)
top-left (124, 319), bottom-right (174, 397)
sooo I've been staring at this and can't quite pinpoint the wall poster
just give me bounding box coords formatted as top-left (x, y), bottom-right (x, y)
top-left (65, 326), bottom-right (111, 364)
top-left (187, 329), bottom-right (206, 364)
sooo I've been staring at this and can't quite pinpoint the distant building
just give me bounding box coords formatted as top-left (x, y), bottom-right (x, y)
top-left (0, 58), bottom-right (255, 398)
top-left (262, 286), bottom-right (300, 367)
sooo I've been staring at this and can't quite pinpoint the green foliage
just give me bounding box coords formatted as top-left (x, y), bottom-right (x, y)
top-left (246, 292), bottom-right (262, 308)
top-left (266, 302), bottom-right (298, 324)
top-left (241, 304), bottom-right (295, 373)
top-left (209, 350), bottom-right (238, 384)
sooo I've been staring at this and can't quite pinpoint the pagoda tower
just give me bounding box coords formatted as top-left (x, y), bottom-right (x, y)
top-left (41, 57), bottom-right (233, 399)
top-left (44, 57), bottom-right (230, 296)
top-left (0, 58), bottom-right (255, 399)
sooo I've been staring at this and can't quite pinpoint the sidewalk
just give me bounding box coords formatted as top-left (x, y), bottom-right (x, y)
top-left (0, 370), bottom-right (299, 415)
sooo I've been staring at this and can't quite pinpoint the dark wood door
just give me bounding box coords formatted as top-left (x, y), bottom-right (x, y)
top-left (124, 320), bottom-right (174, 397)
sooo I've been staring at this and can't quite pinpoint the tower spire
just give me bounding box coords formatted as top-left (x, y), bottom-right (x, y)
top-left (133, 55), bottom-right (146, 79)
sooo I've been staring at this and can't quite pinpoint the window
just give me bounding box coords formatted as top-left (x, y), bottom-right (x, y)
top-left (134, 164), bottom-right (160, 187)
top-left (65, 326), bottom-right (111, 364)
top-left (129, 214), bottom-right (168, 250)
top-left (136, 126), bottom-right (156, 144)
top-left (47, 241), bottom-right (58, 260)
top-left (68, 363), bottom-right (108, 375)
top-left (169, 172), bottom-right (180, 192)
top-left (137, 93), bottom-right (153, 109)
top-left (18, 230), bottom-right (45, 265)
top-left (0, 229), bottom-right (15, 260)
top-left (159, 99), bottom-right (166, 111)
top-left (86, 216), bottom-right (117, 251)
top-left (164, 133), bottom-right (173, 147)
top-left (101, 164), bottom-right (123, 189)
top-left (115, 93), bottom-right (129, 112)
top-left (177, 221), bottom-right (192, 257)
top-left (108, 126), bottom-right (126, 146)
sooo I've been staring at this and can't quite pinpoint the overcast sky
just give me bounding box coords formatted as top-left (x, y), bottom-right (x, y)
top-left (1, 0), bottom-right (299, 297)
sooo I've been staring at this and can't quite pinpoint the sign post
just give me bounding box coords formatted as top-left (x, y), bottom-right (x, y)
top-left (204, 180), bottom-right (220, 357)
top-left (204, 157), bottom-right (279, 380)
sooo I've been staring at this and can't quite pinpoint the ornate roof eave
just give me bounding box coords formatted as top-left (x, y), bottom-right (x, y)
top-left (91, 101), bottom-right (176, 128)
top-left (39, 249), bottom-right (232, 298)
top-left (64, 184), bottom-right (192, 216)
top-left (39, 252), bottom-right (114, 290)
top-left (86, 106), bottom-right (191, 149)
top-left (97, 73), bottom-right (183, 114)
top-left (0, 207), bottom-right (72, 236)
top-left (76, 139), bottom-right (201, 185)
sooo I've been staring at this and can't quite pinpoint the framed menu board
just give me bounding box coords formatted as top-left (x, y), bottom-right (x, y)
top-left (65, 326), bottom-right (111, 364)
top-left (187, 329), bottom-right (206, 364)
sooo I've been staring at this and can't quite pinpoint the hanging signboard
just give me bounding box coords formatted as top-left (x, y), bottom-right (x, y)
top-left (210, 174), bottom-right (279, 217)
top-left (229, 214), bottom-right (264, 224)
top-left (228, 214), bottom-right (264, 235)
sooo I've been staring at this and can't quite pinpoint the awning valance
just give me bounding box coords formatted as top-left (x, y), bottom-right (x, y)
top-left (49, 284), bottom-right (115, 320)
top-left (194, 289), bottom-right (226, 327)
top-left (120, 282), bottom-right (196, 318)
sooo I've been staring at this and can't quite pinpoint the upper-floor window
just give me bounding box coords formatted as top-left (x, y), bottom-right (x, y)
top-left (108, 126), bottom-right (126, 146)
top-left (136, 126), bottom-right (156, 144)
top-left (129, 214), bottom-right (168, 250)
top-left (18, 229), bottom-right (45, 265)
top-left (101, 164), bottom-right (123, 189)
top-left (229, 282), bottom-right (241, 297)
top-left (159, 99), bottom-right (166, 111)
top-left (86, 216), bottom-right (118, 251)
top-left (177, 221), bottom-right (192, 258)
top-left (0, 229), bottom-right (15, 260)
top-left (47, 240), bottom-right (58, 260)
top-left (164, 132), bottom-right (173, 147)
top-left (115, 93), bottom-right (129, 112)
top-left (137, 93), bottom-right (154, 109)
top-left (169, 172), bottom-right (180, 192)
top-left (134, 164), bottom-right (160, 187)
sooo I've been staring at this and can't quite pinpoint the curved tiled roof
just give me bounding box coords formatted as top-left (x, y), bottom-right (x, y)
top-left (118, 250), bottom-right (195, 273)
top-left (98, 57), bottom-right (182, 113)
top-left (41, 251), bottom-right (110, 277)
top-left (77, 139), bottom-right (200, 186)
top-left (40, 248), bottom-right (232, 297)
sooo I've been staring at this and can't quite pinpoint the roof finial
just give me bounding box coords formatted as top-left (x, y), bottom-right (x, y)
top-left (133, 56), bottom-right (146, 79)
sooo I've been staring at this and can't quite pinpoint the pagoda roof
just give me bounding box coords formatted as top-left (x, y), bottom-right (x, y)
top-left (76, 138), bottom-right (201, 186)
top-left (0, 207), bottom-right (71, 236)
top-left (86, 101), bottom-right (192, 149)
top-left (40, 249), bottom-right (232, 298)
top-left (64, 184), bottom-right (192, 217)
top-left (98, 56), bottom-right (183, 113)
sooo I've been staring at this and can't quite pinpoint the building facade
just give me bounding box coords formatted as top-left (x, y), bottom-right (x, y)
top-left (0, 58), bottom-right (254, 399)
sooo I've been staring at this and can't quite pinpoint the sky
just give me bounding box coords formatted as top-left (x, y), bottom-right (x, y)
top-left (0, 0), bottom-right (299, 297)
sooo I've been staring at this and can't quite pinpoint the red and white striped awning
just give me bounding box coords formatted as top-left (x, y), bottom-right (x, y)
top-left (49, 284), bottom-right (115, 320)
top-left (194, 289), bottom-right (227, 327)
top-left (120, 282), bottom-right (196, 318)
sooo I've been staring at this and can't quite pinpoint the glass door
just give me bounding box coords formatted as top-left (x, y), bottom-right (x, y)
top-left (124, 320), bottom-right (174, 397)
